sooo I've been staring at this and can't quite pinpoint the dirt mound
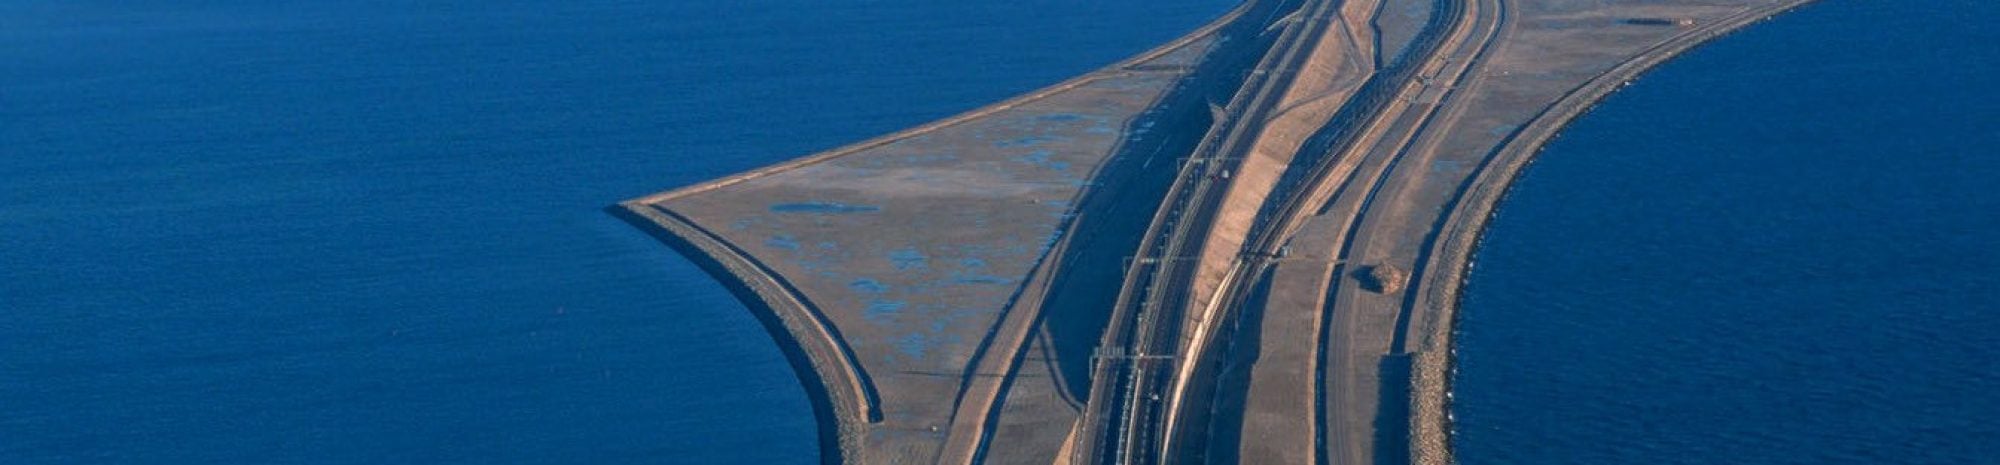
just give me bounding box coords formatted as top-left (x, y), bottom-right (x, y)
top-left (1359, 264), bottom-right (1409, 294)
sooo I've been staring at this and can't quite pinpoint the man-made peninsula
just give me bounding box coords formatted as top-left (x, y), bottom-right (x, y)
top-left (616, 0), bottom-right (1815, 463)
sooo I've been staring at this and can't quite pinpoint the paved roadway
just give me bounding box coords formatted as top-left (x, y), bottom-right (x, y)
top-left (1076, 0), bottom-right (1502, 463)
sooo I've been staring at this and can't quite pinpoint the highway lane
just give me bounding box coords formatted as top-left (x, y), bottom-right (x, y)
top-left (1312, 1), bottom-right (1498, 463)
top-left (1319, 2), bottom-right (1499, 462)
top-left (1146, 0), bottom-right (1503, 463)
top-left (1088, 0), bottom-right (1504, 458)
top-left (1084, 0), bottom-right (1473, 460)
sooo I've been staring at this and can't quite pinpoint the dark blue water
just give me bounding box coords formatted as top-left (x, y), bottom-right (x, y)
top-left (1455, 1), bottom-right (1999, 463)
top-left (0, 1), bottom-right (1230, 463)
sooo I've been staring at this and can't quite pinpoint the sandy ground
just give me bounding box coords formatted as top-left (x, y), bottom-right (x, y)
top-left (621, 0), bottom-right (1819, 463)
top-left (622, 3), bottom-right (1267, 463)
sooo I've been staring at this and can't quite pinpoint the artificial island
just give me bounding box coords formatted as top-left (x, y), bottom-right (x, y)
top-left (615, 0), bottom-right (1815, 463)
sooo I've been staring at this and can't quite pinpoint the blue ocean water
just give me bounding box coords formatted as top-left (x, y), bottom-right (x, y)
top-left (0, 1), bottom-right (1230, 463)
top-left (1454, 1), bottom-right (1999, 463)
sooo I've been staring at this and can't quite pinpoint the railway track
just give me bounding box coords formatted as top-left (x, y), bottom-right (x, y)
top-left (1072, 0), bottom-right (1337, 462)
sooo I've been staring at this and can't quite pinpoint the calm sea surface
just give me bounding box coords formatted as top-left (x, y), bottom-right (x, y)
top-left (0, 1), bottom-right (1230, 463)
top-left (1454, 1), bottom-right (1999, 463)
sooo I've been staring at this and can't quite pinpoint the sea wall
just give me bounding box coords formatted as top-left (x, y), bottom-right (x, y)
top-left (609, 204), bottom-right (875, 465)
